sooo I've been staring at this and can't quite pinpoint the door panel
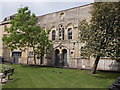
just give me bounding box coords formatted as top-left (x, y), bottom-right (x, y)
top-left (12, 52), bottom-right (21, 63)
top-left (55, 49), bottom-right (60, 66)
top-left (62, 49), bottom-right (67, 66)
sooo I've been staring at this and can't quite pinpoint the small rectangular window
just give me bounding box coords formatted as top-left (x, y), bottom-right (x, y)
top-left (52, 30), bottom-right (56, 40)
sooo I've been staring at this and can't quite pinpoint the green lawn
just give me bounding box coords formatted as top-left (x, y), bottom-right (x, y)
top-left (2, 64), bottom-right (120, 88)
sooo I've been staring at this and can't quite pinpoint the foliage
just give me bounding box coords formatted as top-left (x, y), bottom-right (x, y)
top-left (79, 2), bottom-right (120, 73)
top-left (2, 7), bottom-right (52, 65)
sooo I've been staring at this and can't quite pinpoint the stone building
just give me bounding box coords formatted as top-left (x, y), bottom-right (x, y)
top-left (0, 3), bottom-right (120, 71)
top-left (0, 14), bottom-right (29, 64)
top-left (37, 4), bottom-right (92, 68)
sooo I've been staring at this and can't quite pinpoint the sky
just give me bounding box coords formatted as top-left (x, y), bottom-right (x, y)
top-left (0, 0), bottom-right (95, 21)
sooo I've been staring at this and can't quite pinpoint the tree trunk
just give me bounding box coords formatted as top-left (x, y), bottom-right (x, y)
top-left (33, 53), bottom-right (36, 66)
top-left (27, 48), bottom-right (29, 64)
top-left (33, 47), bottom-right (36, 66)
top-left (40, 54), bottom-right (44, 65)
top-left (27, 56), bottom-right (29, 64)
top-left (40, 56), bottom-right (43, 65)
top-left (91, 55), bottom-right (100, 74)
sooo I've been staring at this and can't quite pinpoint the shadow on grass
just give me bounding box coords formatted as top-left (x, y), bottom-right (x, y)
top-left (93, 71), bottom-right (120, 79)
top-left (11, 78), bottom-right (21, 83)
top-left (20, 64), bottom-right (58, 70)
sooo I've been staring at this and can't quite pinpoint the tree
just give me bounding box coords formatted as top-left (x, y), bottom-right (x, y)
top-left (35, 30), bottom-right (52, 65)
top-left (79, 2), bottom-right (120, 74)
top-left (2, 6), bottom-right (52, 65)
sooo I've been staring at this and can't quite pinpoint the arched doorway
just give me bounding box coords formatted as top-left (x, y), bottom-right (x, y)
top-left (55, 49), bottom-right (60, 66)
top-left (62, 49), bottom-right (67, 66)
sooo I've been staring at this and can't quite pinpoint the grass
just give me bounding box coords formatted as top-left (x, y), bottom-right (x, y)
top-left (2, 64), bottom-right (120, 88)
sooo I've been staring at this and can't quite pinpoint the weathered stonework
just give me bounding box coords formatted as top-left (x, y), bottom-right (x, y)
top-left (36, 4), bottom-right (93, 68)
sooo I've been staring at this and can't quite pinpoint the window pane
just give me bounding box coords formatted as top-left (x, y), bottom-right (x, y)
top-left (59, 26), bottom-right (64, 40)
top-left (68, 28), bottom-right (72, 39)
top-left (52, 30), bottom-right (56, 40)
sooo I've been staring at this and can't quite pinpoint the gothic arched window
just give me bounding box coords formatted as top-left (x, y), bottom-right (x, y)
top-left (68, 28), bottom-right (72, 39)
top-left (52, 30), bottom-right (56, 40)
top-left (59, 25), bottom-right (64, 40)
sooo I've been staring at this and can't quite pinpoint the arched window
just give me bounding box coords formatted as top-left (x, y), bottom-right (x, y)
top-left (68, 28), bottom-right (72, 39)
top-left (60, 12), bottom-right (64, 19)
top-left (52, 30), bottom-right (56, 40)
top-left (59, 25), bottom-right (64, 40)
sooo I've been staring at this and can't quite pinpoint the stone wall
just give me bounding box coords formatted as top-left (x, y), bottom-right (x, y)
top-left (37, 4), bottom-right (93, 68)
top-left (0, 24), bottom-right (3, 57)
top-left (97, 59), bottom-right (120, 71)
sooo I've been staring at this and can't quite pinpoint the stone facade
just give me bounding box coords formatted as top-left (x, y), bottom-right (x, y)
top-left (37, 4), bottom-right (93, 68)
top-left (0, 3), bottom-right (120, 71)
